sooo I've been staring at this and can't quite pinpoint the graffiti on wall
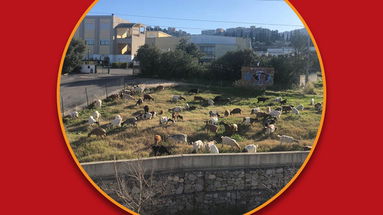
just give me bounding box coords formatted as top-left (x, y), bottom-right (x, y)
top-left (241, 67), bottom-right (275, 86)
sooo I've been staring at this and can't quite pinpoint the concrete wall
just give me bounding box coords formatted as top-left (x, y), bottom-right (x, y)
top-left (83, 152), bottom-right (308, 214)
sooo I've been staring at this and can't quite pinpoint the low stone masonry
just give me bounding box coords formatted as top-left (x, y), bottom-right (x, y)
top-left (84, 152), bottom-right (308, 215)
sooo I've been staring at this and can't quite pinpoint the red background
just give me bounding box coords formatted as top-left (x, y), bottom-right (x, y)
top-left (2, 0), bottom-right (382, 214)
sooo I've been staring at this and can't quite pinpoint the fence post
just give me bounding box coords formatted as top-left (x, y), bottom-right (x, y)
top-left (105, 83), bottom-right (108, 97)
top-left (85, 88), bottom-right (89, 106)
top-left (61, 96), bottom-right (64, 116)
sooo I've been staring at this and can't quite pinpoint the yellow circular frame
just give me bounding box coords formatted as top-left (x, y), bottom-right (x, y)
top-left (57, 1), bottom-right (326, 214)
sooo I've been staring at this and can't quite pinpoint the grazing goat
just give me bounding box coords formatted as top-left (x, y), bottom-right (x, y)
top-left (208, 143), bottom-right (220, 153)
top-left (70, 111), bottom-right (79, 118)
top-left (122, 94), bottom-right (135, 100)
top-left (315, 103), bottom-right (322, 111)
top-left (224, 110), bottom-right (230, 117)
top-left (242, 144), bottom-right (258, 153)
top-left (277, 135), bottom-right (299, 144)
top-left (292, 107), bottom-right (300, 115)
top-left (230, 108), bottom-right (242, 115)
top-left (111, 115), bottom-right (123, 127)
top-left (221, 122), bottom-right (238, 135)
top-left (154, 135), bottom-right (162, 145)
top-left (280, 99), bottom-right (287, 105)
top-left (242, 117), bottom-right (257, 125)
top-left (191, 140), bottom-right (204, 153)
top-left (264, 124), bottom-right (277, 136)
top-left (133, 85), bottom-right (145, 94)
top-left (155, 85), bottom-right (165, 91)
top-left (150, 111), bottom-right (157, 118)
top-left (95, 99), bottom-right (102, 108)
top-left (168, 134), bottom-right (188, 144)
top-left (250, 107), bottom-right (261, 115)
top-left (151, 145), bottom-right (170, 156)
top-left (143, 94), bottom-right (154, 101)
top-left (188, 106), bottom-right (197, 111)
top-left (92, 111), bottom-right (101, 121)
top-left (296, 104), bottom-right (304, 111)
top-left (88, 116), bottom-right (99, 126)
top-left (274, 97), bottom-right (282, 103)
top-left (282, 105), bottom-right (293, 113)
top-left (207, 117), bottom-right (219, 125)
top-left (194, 96), bottom-right (206, 101)
top-left (88, 127), bottom-right (106, 138)
top-left (122, 117), bottom-right (138, 127)
top-left (159, 116), bottom-right (174, 125)
top-left (135, 98), bottom-right (143, 106)
top-left (209, 111), bottom-right (221, 117)
top-left (171, 95), bottom-right (186, 102)
top-left (171, 112), bottom-right (183, 121)
top-left (263, 117), bottom-right (277, 127)
top-left (255, 111), bottom-right (269, 120)
top-left (188, 88), bottom-right (200, 94)
top-left (221, 136), bottom-right (241, 150)
top-left (141, 112), bottom-right (153, 120)
top-left (205, 123), bottom-right (219, 133)
top-left (214, 96), bottom-right (230, 104)
top-left (257, 97), bottom-right (269, 103)
top-left (168, 106), bottom-right (183, 113)
top-left (207, 99), bottom-right (214, 106)
top-left (143, 105), bottom-right (149, 113)
top-left (269, 110), bottom-right (282, 119)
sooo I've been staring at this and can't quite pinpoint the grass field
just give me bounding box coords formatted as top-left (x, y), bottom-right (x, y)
top-left (63, 81), bottom-right (324, 163)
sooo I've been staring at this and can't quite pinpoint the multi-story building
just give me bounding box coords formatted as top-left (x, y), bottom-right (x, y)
top-left (74, 15), bottom-right (146, 63)
top-left (146, 35), bottom-right (252, 62)
top-left (145, 31), bottom-right (171, 38)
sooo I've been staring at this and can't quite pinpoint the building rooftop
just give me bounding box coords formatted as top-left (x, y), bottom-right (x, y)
top-left (115, 23), bottom-right (145, 28)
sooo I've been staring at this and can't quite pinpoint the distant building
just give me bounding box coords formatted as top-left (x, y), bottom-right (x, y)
top-left (74, 15), bottom-right (146, 63)
top-left (146, 35), bottom-right (252, 62)
top-left (146, 31), bottom-right (172, 38)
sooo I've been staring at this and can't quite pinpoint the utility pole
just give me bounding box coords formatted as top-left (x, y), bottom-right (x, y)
top-left (305, 35), bottom-right (310, 85)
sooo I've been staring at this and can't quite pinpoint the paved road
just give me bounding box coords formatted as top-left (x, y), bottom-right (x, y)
top-left (59, 68), bottom-right (181, 115)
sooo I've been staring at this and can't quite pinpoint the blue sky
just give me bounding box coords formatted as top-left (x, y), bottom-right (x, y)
top-left (88, 0), bottom-right (304, 34)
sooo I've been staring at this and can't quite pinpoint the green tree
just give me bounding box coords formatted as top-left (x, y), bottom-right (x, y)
top-left (176, 38), bottom-right (202, 59)
top-left (62, 38), bottom-right (86, 74)
top-left (136, 45), bottom-right (161, 77)
top-left (209, 49), bottom-right (257, 81)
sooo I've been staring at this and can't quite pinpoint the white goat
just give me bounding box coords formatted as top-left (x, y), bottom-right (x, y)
top-left (92, 111), bottom-right (101, 121)
top-left (192, 140), bottom-right (204, 153)
top-left (111, 115), bottom-right (122, 127)
top-left (265, 124), bottom-right (277, 135)
top-left (169, 106), bottom-right (183, 113)
top-left (168, 134), bottom-right (188, 144)
top-left (160, 116), bottom-right (169, 125)
top-left (310, 98), bottom-right (315, 106)
top-left (208, 143), bottom-right (219, 153)
top-left (171, 95), bottom-right (185, 103)
top-left (274, 97), bottom-right (282, 103)
top-left (269, 110), bottom-right (282, 119)
top-left (277, 135), bottom-right (299, 144)
top-left (243, 144), bottom-right (258, 153)
top-left (292, 107), bottom-right (300, 115)
top-left (142, 112), bottom-right (153, 120)
top-left (95, 99), bottom-right (102, 108)
top-left (251, 107), bottom-right (261, 114)
top-left (207, 99), bottom-right (214, 106)
top-left (208, 117), bottom-right (219, 125)
top-left (88, 116), bottom-right (98, 126)
top-left (221, 136), bottom-right (241, 150)
top-left (296, 104), bottom-right (304, 111)
top-left (70, 111), bottom-right (79, 118)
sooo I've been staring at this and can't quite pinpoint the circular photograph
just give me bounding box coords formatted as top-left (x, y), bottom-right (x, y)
top-left (59, 0), bottom-right (325, 214)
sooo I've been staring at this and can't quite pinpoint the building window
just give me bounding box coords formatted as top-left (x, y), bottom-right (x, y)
top-left (84, 23), bottom-right (95, 30)
top-left (199, 46), bottom-right (215, 57)
top-left (85, 39), bottom-right (95, 45)
top-left (100, 40), bottom-right (110, 46)
top-left (100, 23), bottom-right (110, 30)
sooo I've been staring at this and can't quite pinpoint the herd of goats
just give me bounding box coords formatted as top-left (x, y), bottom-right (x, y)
top-left (65, 85), bottom-right (322, 157)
